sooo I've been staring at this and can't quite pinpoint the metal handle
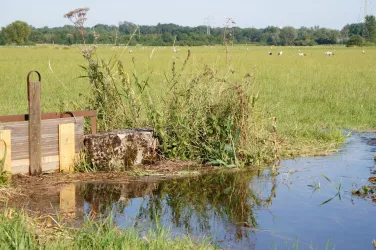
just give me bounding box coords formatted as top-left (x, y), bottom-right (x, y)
top-left (27, 71), bottom-right (41, 101)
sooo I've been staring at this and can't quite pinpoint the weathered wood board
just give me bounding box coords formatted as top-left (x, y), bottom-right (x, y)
top-left (28, 81), bottom-right (42, 175)
top-left (0, 130), bottom-right (11, 172)
top-left (0, 117), bottom-right (84, 174)
top-left (59, 123), bottom-right (75, 172)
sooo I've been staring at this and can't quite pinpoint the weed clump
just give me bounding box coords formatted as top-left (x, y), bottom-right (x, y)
top-left (149, 58), bottom-right (275, 167)
top-left (66, 8), bottom-right (277, 168)
top-left (77, 47), bottom-right (276, 167)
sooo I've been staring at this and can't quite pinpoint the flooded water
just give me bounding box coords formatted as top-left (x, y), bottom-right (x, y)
top-left (33, 133), bottom-right (376, 249)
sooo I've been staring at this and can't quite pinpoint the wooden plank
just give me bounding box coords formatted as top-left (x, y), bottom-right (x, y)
top-left (0, 130), bottom-right (11, 172)
top-left (0, 117), bottom-right (84, 160)
top-left (0, 117), bottom-right (84, 137)
top-left (28, 81), bottom-right (42, 175)
top-left (59, 123), bottom-right (75, 173)
top-left (12, 155), bottom-right (60, 175)
top-left (10, 137), bottom-right (83, 160)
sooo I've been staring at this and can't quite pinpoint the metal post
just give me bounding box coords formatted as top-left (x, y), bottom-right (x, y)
top-left (27, 71), bottom-right (42, 175)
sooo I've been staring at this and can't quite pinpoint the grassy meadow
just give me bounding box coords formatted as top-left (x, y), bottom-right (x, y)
top-left (0, 44), bottom-right (375, 157)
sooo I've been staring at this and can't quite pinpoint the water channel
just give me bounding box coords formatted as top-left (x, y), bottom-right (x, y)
top-left (30, 132), bottom-right (376, 249)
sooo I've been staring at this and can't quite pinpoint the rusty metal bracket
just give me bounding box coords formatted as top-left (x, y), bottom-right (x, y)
top-left (0, 110), bottom-right (97, 134)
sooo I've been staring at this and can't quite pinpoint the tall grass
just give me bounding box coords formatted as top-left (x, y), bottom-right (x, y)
top-left (0, 207), bottom-right (214, 249)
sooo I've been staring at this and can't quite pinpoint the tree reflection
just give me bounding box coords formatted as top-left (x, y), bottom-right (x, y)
top-left (79, 170), bottom-right (277, 243)
top-left (80, 183), bottom-right (125, 216)
top-left (138, 170), bottom-right (277, 240)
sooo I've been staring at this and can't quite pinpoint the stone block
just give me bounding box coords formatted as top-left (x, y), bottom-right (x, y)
top-left (83, 129), bottom-right (157, 171)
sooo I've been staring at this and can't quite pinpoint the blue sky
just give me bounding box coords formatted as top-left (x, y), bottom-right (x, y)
top-left (0, 0), bottom-right (373, 29)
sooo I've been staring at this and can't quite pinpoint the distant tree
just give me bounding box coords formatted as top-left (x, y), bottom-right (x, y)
top-left (4, 20), bottom-right (31, 45)
top-left (314, 28), bottom-right (339, 44)
top-left (262, 26), bottom-right (280, 45)
top-left (119, 21), bottom-right (137, 34)
top-left (347, 23), bottom-right (364, 37)
top-left (0, 28), bottom-right (5, 45)
top-left (346, 35), bottom-right (364, 46)
top-left (29, 29), bottom-right (43, 43)
top-left (340, 25), bottom-right (350, 42)
top-left (43, 34), bottom-right (55, 44)
top-left (295, 27), bottom-right (316, 45)
top-left (162, 32), bottom-right (173, 43)
top-left (267, 32), bottom-right (280, 45)
top-left (9, 19), bottom-right (373, 46)
top-left (66, 33), bottom-right (74, 45)
top-left (364, 15), bottom-right (376, 42)
top-left (279, 26), bottom-right (297, 45)
top-left (241, 28), bottom-right (256, 42)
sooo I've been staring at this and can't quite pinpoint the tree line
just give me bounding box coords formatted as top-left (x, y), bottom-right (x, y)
top-left (1, 16), bottom-right (376, 46)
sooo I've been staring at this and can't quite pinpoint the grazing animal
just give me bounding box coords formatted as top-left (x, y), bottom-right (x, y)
top-left (325, 51), bottom-right (334, 56)
top-left (362, 50), bottom-right (365, 54)
top-left (298, 53), bottom-right (306, 56)
top-left (268, 51), bottom-right (273, 55)
top-left (129, 49), bottom-right (133, 54)
top-left (173, 48), bottom-right (177, 53)
top-left (278, 51), bottom-right (283, 56)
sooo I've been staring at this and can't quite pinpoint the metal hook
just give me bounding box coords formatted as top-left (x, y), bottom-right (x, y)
top-left (27, 70), bottom-right (41, 83)
top-left (27, 70), bottom-right (41, 101)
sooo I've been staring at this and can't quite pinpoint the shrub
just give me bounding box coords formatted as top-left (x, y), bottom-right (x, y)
top-left (66, 8), bottom-right (277, 168)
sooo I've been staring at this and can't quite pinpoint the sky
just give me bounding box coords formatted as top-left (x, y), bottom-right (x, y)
top-left (0, 0), bottom-right (373, 29)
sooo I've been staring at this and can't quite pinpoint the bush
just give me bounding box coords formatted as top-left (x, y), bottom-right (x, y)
top-left (67, 7), bottom-right (277, 168)
top-left (79, 48), bottom-right (276, 167)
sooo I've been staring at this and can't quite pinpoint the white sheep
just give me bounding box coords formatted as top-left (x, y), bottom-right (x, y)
top-left (278, 51), bottom-right (283, 56)
top-left (325, 51), bottom-right (334, 56)
top-left (298, 53), bottom-right (306, 56)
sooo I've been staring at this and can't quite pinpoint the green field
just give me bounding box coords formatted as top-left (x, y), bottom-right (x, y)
top-left (1, 45), bottom-right (375, 157)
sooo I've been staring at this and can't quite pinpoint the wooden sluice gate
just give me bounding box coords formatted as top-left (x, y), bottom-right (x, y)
top-left (0, 71), bottom-right (160, 219)
top-left (0, 71), bottom-right (96, 175)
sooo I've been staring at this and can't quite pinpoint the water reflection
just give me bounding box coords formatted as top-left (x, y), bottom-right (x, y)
top-left (79, 182), bottom-right (159, 217)
top-left (76, 171), bottom-right (277, 248)
top-left (60, 183), bottom-right (76, 217)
